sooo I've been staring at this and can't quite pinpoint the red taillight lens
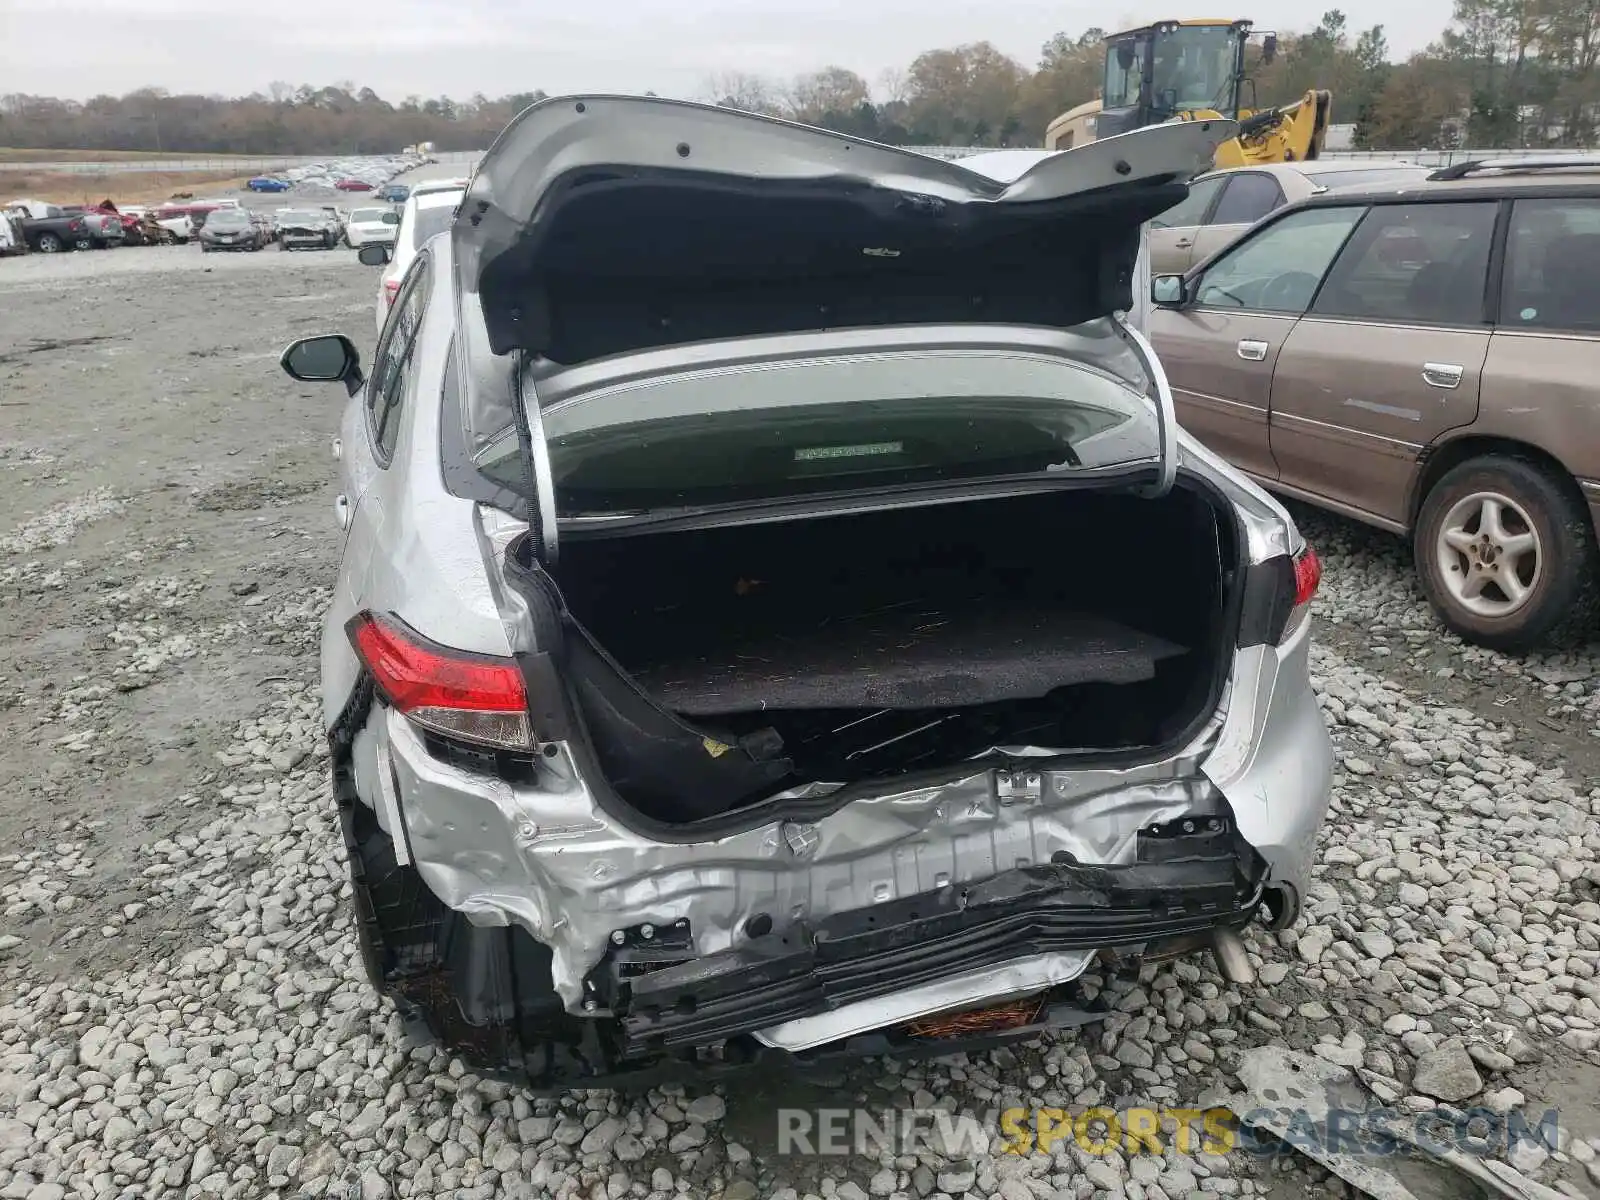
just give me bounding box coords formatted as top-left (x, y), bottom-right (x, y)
top-left (348, 611), bottom-right (531, 749)
top-left (1293, 545), bottom-right (1321, 608)
top-left (382, 280), bottom-right (401, 307)
top-left (68, 218), bottom-right (83, 231)
top-left (1282, 545), bottom-right (1321, 642)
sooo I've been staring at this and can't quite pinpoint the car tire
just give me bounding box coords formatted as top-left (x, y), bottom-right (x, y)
top-left (1414, 455), bottom-right (1598, 651)
top-left (74, 237), bottom-right (93, 251)
top-left (36, 233), bottom-right (62, 253)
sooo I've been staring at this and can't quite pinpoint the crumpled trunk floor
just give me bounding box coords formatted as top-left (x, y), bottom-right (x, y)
top-left (628, 595), bottom-right (1187, 716)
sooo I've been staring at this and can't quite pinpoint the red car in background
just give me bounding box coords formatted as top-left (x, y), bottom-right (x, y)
top-left (335, 179), bottom-right (374, 192)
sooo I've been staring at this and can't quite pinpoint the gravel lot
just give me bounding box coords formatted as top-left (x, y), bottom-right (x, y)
top-left (2, 234), bottom-right (1599, 1200)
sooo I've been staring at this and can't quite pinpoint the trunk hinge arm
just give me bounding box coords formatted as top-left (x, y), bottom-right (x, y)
top-left (511, 352), bottom-right (560, 565)
top-left (1118, 317), bottom-right (1178, 500)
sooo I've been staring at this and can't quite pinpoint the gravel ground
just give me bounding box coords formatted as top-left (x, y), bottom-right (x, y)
top-left (2, 239), bottom-right (1599, 1200)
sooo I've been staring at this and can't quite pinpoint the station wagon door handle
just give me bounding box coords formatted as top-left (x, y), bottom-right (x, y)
top-left (1237, 339), bottom-right (1269, 362)
top-left (334, 494), bottom-right (351, 531)
top-left (1175, 237), bottom-right (1194, 248)
top-left (1422, 362), bottom-right (1464, 390)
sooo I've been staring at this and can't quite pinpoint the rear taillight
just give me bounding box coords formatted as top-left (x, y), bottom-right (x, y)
top-left (382, 279), bottom-right (401, 307)
top-left (348, 611), bottom-right (531, 749)
top-left (68, 218), bottom-right (83, 232)
top-left (1283, 545), bottom-right (1321, 641)
top-left (1238, 544), bottom-right (1321, 648)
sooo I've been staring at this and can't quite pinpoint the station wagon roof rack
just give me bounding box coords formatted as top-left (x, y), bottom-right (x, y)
top-left (1428, 156), bottom-right (1600, 181)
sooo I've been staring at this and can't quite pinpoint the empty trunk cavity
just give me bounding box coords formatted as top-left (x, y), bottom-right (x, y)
top-left (553, 485), bottom-right (1238, 825)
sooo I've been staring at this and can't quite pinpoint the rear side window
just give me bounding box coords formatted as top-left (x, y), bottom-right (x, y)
top-left (1313, 201), bottom-right (1498, 326)
top-left (1151, 175), bottom-right (1225, 229)
top-left (1499, 198), bottom-right (1600, 332)
top-left (1209, 173), bottom-right (1285, 226)
top-left (409, 199), bottom-right (459, 251)
top-left (1194, 205), bottom-right (1365, 313)
top-left (367, 255), bottom-right (430, 465)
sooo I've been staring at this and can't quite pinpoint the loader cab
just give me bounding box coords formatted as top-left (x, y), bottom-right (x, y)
top-left (1098, 19), bottom-right (1262, 139)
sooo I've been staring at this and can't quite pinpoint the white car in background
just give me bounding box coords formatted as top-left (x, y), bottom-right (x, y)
top-left (344, 206), bottom-right (400, 248)
top-left (373, 177), bottom-right (468, 335)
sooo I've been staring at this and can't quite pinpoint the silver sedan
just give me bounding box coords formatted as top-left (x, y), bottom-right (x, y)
top-left (278, 98), bottom-right (1333, 1090)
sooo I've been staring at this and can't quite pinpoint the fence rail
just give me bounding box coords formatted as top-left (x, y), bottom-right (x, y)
top-left (4, 155), bottom-right (342, 174)
top-left (6, 143), bottom-right (1598, 175)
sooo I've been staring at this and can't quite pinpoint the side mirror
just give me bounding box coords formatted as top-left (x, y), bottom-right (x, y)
top-left (358, 243), bottom-right (392, 266)
top-left (1262, 33), bottom-right (1279, 63)
top-left (281, 334), bottom-right (364, 396)
top-left (1151, 275), bottom-right (1187, 307)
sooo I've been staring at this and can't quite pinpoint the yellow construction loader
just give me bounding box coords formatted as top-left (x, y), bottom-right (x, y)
top-left (1044, 19), bottom-right (1331, 170)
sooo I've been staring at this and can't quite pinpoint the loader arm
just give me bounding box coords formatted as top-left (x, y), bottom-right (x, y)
top-left (1213, 89), bottom-right (1332, 169)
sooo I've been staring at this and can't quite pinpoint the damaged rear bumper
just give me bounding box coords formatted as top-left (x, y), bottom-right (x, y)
top-left (330, 638), bottom-right (1327, 1085)
top-left (334, 705), bottom-right (1266, 1086)
top-left (590, 817), bottom-right (1265, 1059)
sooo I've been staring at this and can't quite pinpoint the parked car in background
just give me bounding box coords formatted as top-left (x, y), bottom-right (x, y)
top-left (150, 205), bottom-right (201, 242)
top-left (118, 207), bottom-right (177, 245)
top-left (1148, 160), bottom-right (1432, 276)
top-left (5, 200), bottom-right (123, 252)
top-left (275, 207), bottom-right (341, 250)
top-left (0, 209), bottom-right (26, 256)
top-left (199, 207), bottom-right (265, 252)
top-left (378, 183), bottom-right (411, 202)
top-left (184, 203), bottom-right (227, 232)
top-left (373, 177), bottom-right (466, 333)
top-left (251, 211), bottom-right (276, 244)
top-left (282, 98), bottom-right (1331, 1089)
top-left (335, 178), bottom-right (374, 192)
top-left (1149, 157), bottom-right (1600, 650)
top-left (343, 206), bottom-right (400, 248)
top-left (248, 176), bottom-right (292, 192)
top-left (60, 205), bottom-right (134, 249)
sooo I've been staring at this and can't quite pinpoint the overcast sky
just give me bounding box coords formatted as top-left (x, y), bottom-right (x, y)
top-left (2, 0), bottom-right (1456, 102)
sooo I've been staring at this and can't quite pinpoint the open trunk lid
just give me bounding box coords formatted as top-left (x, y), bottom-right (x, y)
top-left (455, 97), bottom-right (1233, 362)
top-left (447, 97), bottom-right (1234, 558)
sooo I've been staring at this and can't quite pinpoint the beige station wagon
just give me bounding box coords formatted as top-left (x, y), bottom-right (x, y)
top-left (1148, 159), bottom-right (1433, 276)
top-left (1149, 157), bottom-right (1600, 650)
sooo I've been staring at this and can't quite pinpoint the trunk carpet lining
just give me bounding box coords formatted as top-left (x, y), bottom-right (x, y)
top-left (629, 597), bottom-right (1186, 715)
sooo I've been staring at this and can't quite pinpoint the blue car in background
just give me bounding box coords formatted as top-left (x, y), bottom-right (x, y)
top-left (247, 177), bottom-right (292, 193)
top-left (378, 183), bottom-right (410, 202)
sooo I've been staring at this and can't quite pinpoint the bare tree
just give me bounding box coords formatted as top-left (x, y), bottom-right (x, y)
top-left (876, 67), bottom-right (911, 105)
top-left (702, 71), bottom-right (785, 116)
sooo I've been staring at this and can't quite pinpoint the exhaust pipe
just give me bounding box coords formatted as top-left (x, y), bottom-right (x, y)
top-left (1211, 927), bottom-right (1256, 986)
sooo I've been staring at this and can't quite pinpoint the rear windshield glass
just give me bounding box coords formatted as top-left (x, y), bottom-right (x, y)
top-left (522, 349), bottom-right (1156, 515)
top-left (207, 211), bottom-right (249, 227)
top-left (350, 208), bottom-right (391, 223)
top-left (410, 199), bottom-right (459, 250)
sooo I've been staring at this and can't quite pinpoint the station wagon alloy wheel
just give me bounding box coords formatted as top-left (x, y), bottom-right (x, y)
top-left (1435, 490), bottom-right (1543, 618)
top-left (1414, 456), bottom-right (1597, 652)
